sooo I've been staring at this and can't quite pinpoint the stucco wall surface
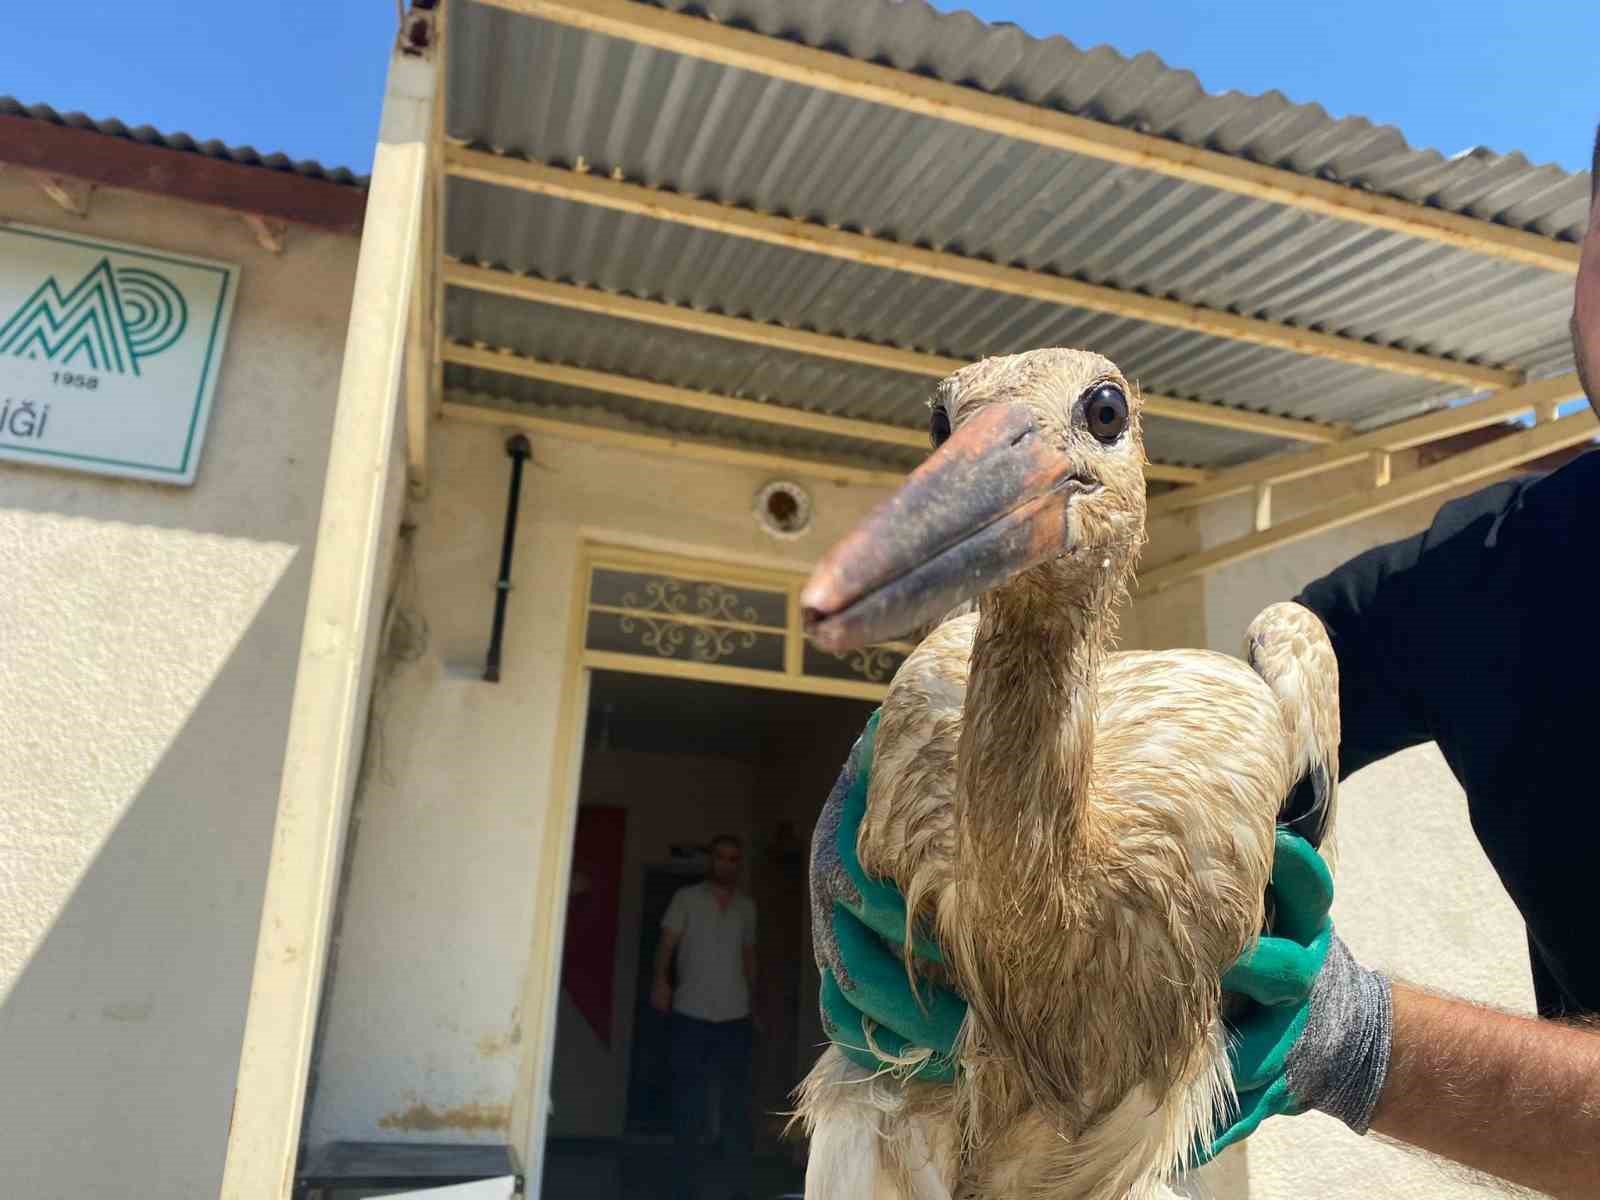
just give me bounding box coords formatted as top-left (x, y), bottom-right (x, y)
top-left (1200, 477), bottom-right (1540, 1200)
top-left (305, 421), bottom-right (907, 1154)
top-left (311, 417), bottom-right (1546, 1200)
top-left (305, 417), bottom-right (1212, 1165)
top-left (0, 176), bottom-right (357, 1198)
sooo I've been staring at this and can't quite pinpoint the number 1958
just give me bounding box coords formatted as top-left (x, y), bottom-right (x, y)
top-left (51, 371), bottom-right (98, 390)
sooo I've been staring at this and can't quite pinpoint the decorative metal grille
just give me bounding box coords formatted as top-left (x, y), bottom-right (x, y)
top-left (588, 569), bottom-right (788, 629)
top-left (580, 555), bottom-right (915, 698)
top-left (801, 640), bottom-right (910, 685)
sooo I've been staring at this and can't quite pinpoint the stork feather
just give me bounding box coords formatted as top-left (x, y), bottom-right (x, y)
top-left (794, 349), bottom-right (1339, 1200)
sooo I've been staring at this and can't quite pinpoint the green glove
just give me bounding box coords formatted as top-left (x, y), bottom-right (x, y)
top-left (811, 726), bottom-right (1394, 1153)
top-left (811, 711), bottom-right (965, 1082)
top-left (1200, 828), bottom-right (1394, 1162)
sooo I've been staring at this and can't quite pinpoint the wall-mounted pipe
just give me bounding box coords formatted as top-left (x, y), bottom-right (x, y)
top-left (484, 433), bottom-right (531, 683)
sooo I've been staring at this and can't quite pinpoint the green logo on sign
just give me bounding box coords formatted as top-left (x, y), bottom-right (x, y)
top-left (0, 256), bottom-right (188, 375)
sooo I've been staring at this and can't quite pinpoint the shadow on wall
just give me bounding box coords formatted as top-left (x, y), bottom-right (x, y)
top-left (0, 544), bottom-right (308, 1198)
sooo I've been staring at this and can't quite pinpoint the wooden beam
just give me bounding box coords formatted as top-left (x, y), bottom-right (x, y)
top-left (0, 113), bottom-right (366, 234)
top-left (403, 184), bottom-right (433, 493)
top-left (1253, 484), bottom-right (1272, 533)
top-left (28, 170), bottom-right (92, 216)
top-left (443, 340), bottom-right (1209, 485)
top-left (1370, 451), bottom-right (1392, 488)
top-left (241, 213), bottom-right (287, 254)
top-left (1138, 409), bottom-right (1597, 593)
top-left (447, 147), bottom-right (1518, 392)
top-left (1148, 373), bottom-right (1587, 517)
top-left (443, 398), bottom-right (911, 488)
top-left (481, 0), bottom-right (1581, 276)
top-left (445, 341), bottom-right (924, 446)
top-left (442, 261), bottom-right (1351, 445)
top-left (428, 0), bottom-right (451, 425)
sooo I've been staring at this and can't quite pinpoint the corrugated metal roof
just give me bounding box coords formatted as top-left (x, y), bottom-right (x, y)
top-left (0, 97), bottom-right (367, 189)
top-left (447, 382), bottom-right (920, 473)
top-left (589, 0), bottom-right (1591, 240)
top-left (445, 288), bottom-right (1289, 468)
top-left (440, 0), bottom-right (1588, 473)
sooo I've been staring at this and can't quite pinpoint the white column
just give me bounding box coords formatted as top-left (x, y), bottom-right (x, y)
top-left (218, 28), bottom-right (435, 1200)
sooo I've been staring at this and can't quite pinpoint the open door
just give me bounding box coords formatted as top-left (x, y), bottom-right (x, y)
top-left (540, 670), bottom-right (875, 1200)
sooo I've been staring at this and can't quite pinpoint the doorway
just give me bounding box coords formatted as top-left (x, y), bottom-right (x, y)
top-left (540, 669), bottom-right (876, 1200)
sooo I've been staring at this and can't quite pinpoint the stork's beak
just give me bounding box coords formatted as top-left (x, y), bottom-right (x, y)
top-left (802, 403), bottom-right (1098, 652)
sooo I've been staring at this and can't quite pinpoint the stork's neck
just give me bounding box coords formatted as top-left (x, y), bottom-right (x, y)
top-left (956, 577), bottom-right (1110, 911)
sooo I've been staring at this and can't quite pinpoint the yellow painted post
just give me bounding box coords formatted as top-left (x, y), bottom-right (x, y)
top-left (218, 25), bottom-right (436, 1200)
top-left (1370, 451), bottom-right (1392, 488)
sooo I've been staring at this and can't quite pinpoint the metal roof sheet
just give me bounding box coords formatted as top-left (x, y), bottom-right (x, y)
top-left (445, 287), bottom-right (1285, 468)
top-left (446, 380), bottom-right (921, 473)
top-left (0, 97), bottom-right (367, 189)
top-left (440, 0), bottom-right (1589, 472)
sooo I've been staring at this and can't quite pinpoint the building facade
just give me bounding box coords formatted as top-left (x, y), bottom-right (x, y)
top-left (1, 3), bottom-right (1593, 1198)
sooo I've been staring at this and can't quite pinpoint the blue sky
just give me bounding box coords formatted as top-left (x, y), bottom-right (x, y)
top-left (6, 2), bottom-right (1598, 178)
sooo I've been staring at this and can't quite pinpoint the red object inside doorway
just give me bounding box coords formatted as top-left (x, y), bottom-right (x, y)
top-left (562, 805), bottom-right (627, 1045)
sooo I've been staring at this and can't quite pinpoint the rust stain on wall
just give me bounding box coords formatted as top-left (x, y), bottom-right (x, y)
top-left (377, 1101), bottom-right (511, 1133)
top-left (476, 1031), bottom-right (514, 1058)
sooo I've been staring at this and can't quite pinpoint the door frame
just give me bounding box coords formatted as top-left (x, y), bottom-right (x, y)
top-left (514, 539), bottom-right (896, 1192)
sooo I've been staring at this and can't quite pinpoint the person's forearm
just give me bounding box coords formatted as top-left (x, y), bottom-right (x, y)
top-left (653, 939), bottom-right (674, 987)
top-left (1369, 982), bottom-right (1600, 1199)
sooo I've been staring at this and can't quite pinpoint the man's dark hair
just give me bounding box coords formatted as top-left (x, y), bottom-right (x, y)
top-left (709, 833), bottom-right (743, 854)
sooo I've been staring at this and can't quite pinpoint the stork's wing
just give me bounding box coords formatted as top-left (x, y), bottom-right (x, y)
top-left (1244, 601), bottom-right (1340, 851)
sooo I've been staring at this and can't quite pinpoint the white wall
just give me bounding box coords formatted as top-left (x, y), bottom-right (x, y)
top-left (310, 413), bottom-right (1537, 1200)
top-left (0, 177), bottom-right (358, 1197)
top-left (304, 420), bottom-right (1208, 1161)
top-left (1197, 470), bottom-right (1539, 1199)
top-left (304, 422), bottom-right (908, 1153)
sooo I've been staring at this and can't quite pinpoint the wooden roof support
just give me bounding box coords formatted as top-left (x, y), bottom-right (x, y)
top-left (1138, 406), bottom-right (1597, 593)
top-left (445, 341), bottom-right (924, 446)
top-left (1148, 373), bottom-right (1589, 517)
top-left (442, 340), bottom-right (1210, 483)
top-left (442, 397), bottom-right (911, 488)
top-left (404, 1), bottom-right (445, 497)
top-left (481, 0), bottom-right (1581, 276)
top-left (1252, 484), bottom-right (1272, 533)
top-left (428, 0), bottom-right (451, 429)
top-left (403, 186), bottom-right (434, 494)
top-left (447, 147), bottom-right (1518, 392)
top-left (442, 260), bottom-right (1352, 445)
top-left (241, 214), bottom-right (287, 253)
top-left (28, 170), bottom-right (93, 216)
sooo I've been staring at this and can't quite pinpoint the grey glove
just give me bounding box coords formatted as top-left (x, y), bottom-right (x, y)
top-left (1201, 829), bottom-right (1394, 1159)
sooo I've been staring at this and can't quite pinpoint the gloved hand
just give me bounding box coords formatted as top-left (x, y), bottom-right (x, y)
top-left (1200, 828), bottom-right (1394, 1161)
top-left (810, 712), bottom-right (965, 1082)
top-left (810, 720), bottom-right (1394, 1154)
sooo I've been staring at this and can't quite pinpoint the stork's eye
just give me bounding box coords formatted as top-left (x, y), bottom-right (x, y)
top-left (1082, 383), bottom-right (1128, 443)
top-left (929, 405), bottom-right (952, 449)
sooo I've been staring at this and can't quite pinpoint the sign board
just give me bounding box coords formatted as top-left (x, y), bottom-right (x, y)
top-left (0, 223), bottom-right (240, 485)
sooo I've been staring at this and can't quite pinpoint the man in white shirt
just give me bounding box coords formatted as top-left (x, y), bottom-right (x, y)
top-left (651, 834), bottom-right (759, 1200)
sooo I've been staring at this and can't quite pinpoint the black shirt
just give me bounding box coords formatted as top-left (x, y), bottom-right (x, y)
top-left (1293, 447), bottom-right (1600, 1018)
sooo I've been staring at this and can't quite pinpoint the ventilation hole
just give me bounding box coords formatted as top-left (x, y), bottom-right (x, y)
top-left (754, 480), bottom-right (813, 539)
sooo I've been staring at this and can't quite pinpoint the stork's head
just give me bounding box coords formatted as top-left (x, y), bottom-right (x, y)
top-left (803, 348), bottom-right (1148, 652)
